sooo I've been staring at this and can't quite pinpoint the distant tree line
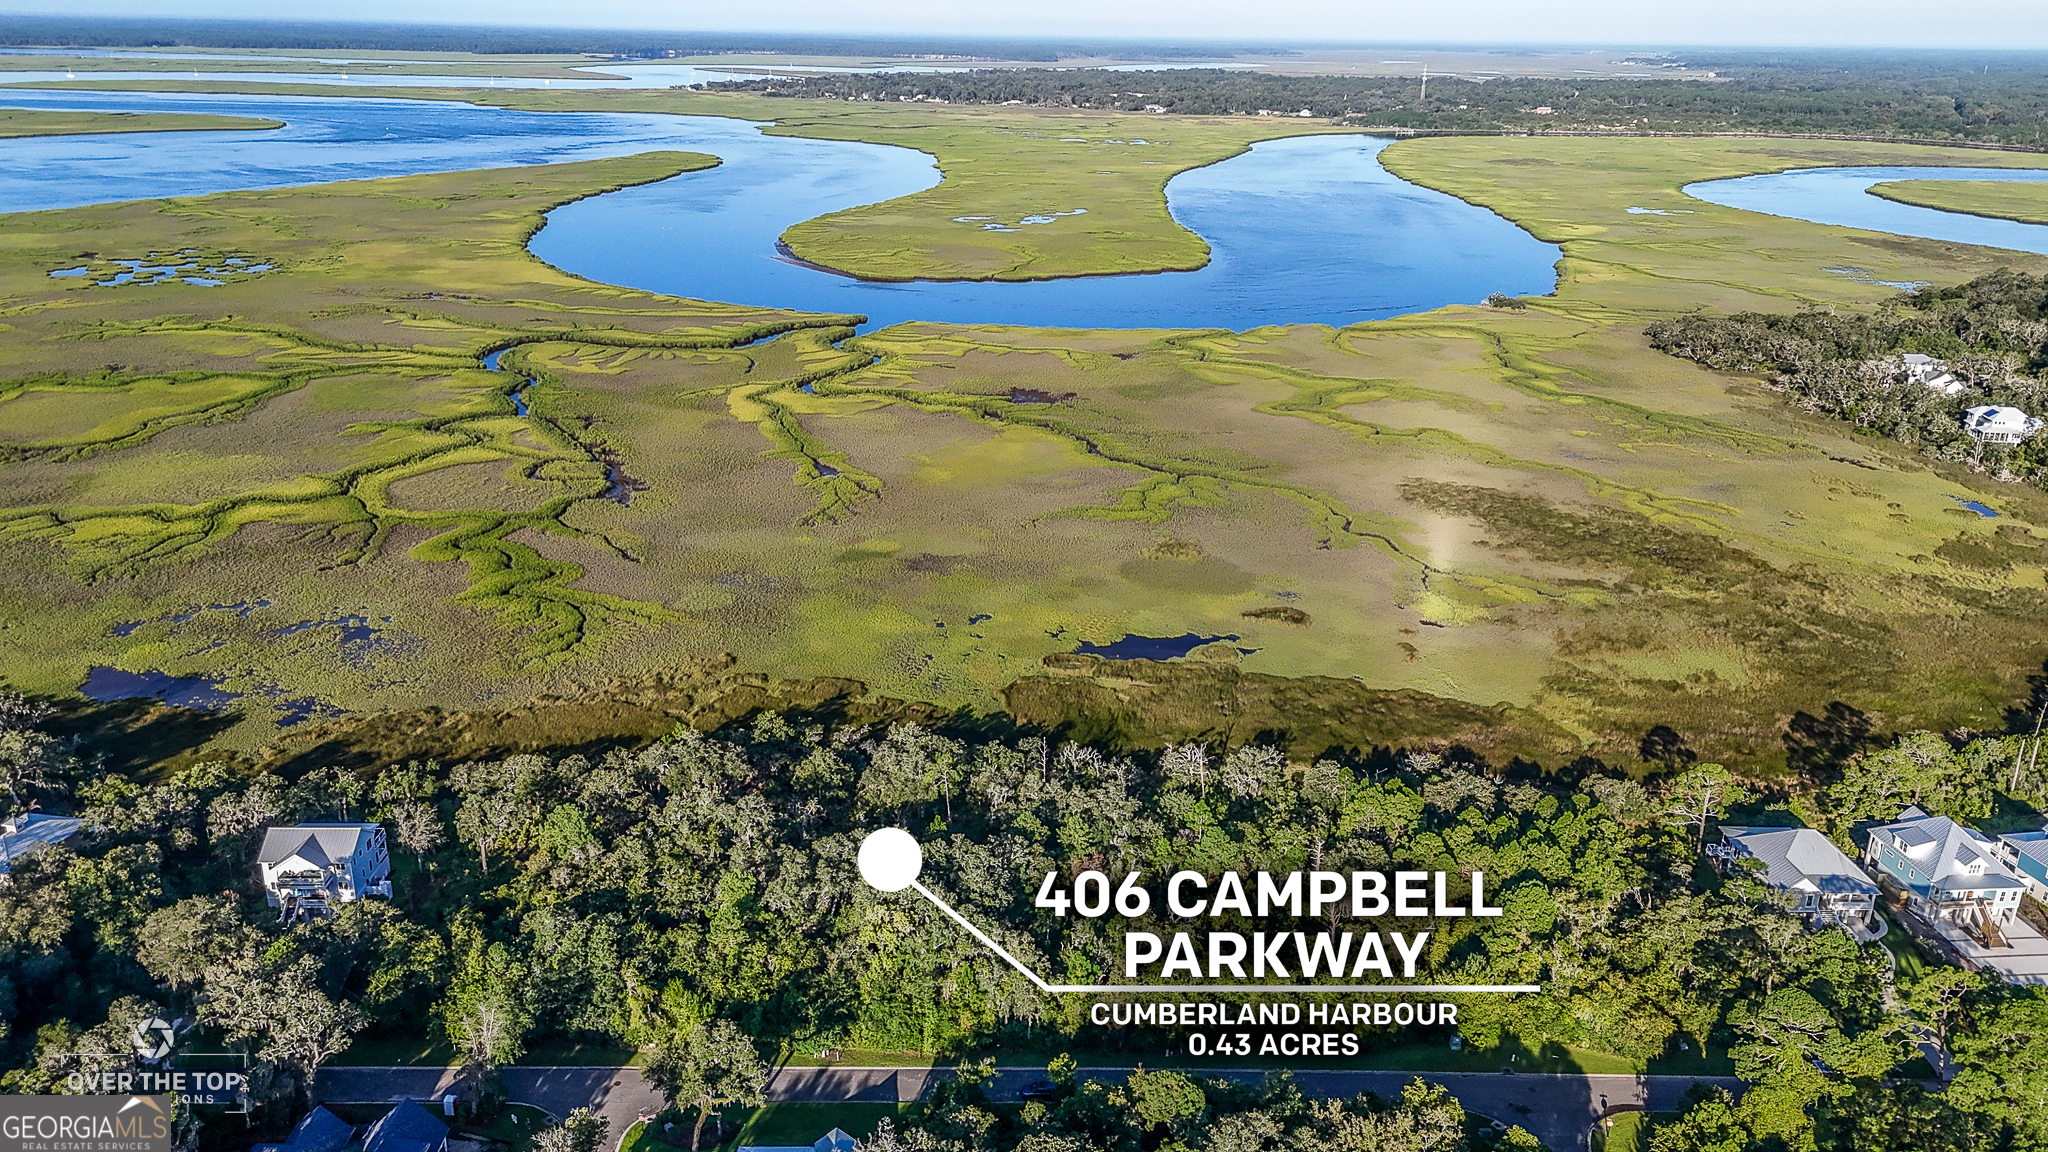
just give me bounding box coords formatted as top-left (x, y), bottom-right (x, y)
top-left (0, 17), bottom-right (1261, 62)
top-left (1648, 270), bottom-right (2048, 484)
top-left (705, 68), bottom-right (2048, 149)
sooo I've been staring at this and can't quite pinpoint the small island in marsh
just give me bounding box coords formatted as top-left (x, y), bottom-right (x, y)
top-left (1868, 178), bottom-right (2048, 226)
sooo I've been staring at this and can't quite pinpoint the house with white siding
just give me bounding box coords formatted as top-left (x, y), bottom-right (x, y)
top-left (1964, 405), bottom-right (2044, 445)
top-left (1901, 353), bottom-right (1967, 396)
top-left (1715, 825), bottom-right (1883, 938)
top-left (257, 823), bottom-right (391, 919)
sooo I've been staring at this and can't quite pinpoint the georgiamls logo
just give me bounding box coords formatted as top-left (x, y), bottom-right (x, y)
top-left (131, 1018), bottom-right (175, 1062)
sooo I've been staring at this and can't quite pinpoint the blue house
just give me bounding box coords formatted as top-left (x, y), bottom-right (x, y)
top-left (1999, 826), bottom-right (2048, 903)
top-left (1864, 806), bottom-right (2026, 930)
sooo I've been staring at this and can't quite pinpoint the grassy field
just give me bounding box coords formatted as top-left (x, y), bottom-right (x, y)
top-left (1868, 178), bottom-right (2048, 225)
top-left (0, 107), bottom-right (280, 137)
top-left (6, 89), bottom-right (2048, 769)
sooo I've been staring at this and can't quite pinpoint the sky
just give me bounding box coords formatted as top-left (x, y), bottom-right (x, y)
top-left (5, 0), bottom-right (2048, 48)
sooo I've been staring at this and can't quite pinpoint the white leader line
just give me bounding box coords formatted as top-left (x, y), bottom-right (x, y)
top-left (905, 879), bottom-right (1540, 995)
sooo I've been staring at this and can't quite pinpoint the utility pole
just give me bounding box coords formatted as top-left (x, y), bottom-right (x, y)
top-left (2018, 696), bottom-right (2047, 792)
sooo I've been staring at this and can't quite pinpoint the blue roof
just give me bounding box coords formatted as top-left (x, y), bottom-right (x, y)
top-left (249, 1105), bottom-right (354, 1152)
top-left (365, 1100), bottom-right (446, 1152)
top-left (288, 1107), bottom-right (353, 1152)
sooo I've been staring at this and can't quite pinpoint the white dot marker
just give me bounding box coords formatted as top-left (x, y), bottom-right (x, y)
top-left (857, 828), bottom-right (923, 893)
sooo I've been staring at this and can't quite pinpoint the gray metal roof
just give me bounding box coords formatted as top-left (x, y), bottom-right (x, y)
top-left (0, 813), bottom-right (83, 874)
top-left (1871, 809), bottom-right (2028, 891)
top-left (256, 823), bottom-right (376, 867)
top-left (2002, 830), bottom-right (2048, 870)
top-left (1721, 826), bottom-right (1879, 896)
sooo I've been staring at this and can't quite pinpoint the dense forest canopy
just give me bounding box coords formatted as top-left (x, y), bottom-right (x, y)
top-left (703, 68), bottom-right (2048, 147)
top-left (1649, 270), bottom-right (2048, 484)
top-left (5, 687), bottom-right (2048, 1151)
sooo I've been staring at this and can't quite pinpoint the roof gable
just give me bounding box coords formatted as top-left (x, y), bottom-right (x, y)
top-left (0, 814), bottom-right (83, 873)
top-left (258, 824), bottom-right (376, 866)
top-left (364, 1100), bottom-right (446, 1152)
top-left (288, 1107), bottom-right (353, 1152)
top-left (1872, 810), bottom-right (2026, 889)
top-left (1722, 826), bottom-right (1877, 895)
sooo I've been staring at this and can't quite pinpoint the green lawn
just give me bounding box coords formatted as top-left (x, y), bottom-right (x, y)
top-left (949, 1033), bottom-right (1719, 1077)
top-left (332, 1034), bottom-right (639, 1068)
top-left (1593, 1110), bottom-right (1673, 1152)
top-left (332, 1034), bottom-right (459, 1067)
top-left (1881, 918), bottom-right (1931, 983)
top-left (624, 1106), bottom-right (917, 1152)
top-left (460, 1104), bottom-right (556, 1152)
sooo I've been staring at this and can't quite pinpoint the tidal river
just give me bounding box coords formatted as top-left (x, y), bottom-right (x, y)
top-left (0, 87), bottom-right (1560, 330)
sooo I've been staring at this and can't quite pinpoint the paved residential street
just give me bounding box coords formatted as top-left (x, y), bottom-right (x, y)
top-left (317, 1064), bottom-right (1741, 1151)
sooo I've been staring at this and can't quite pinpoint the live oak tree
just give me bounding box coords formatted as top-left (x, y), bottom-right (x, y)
top-left (389, 799), bottom-right (445, 863)
top-left (642, 1018), bottom-right (767, 1151)
top-left (138, 894), bottom-right (260, 990)
top-left (1900, 966), bottom-right (1986, 1073)
top-left (1650, 1086), bottom-right (1751, 1152)
top-left (1827, 732), bottom-right (2001, 825)
top-left (15, 713), bottom-right (2048, 1152)
top-left (1947, 986), bottom-right (2048, 1150)
top-left (0, 691), bottom-right (70, 816)
top-left (451, 759), bottom-right (525, 875)
top-left (532, 1108), bottom-right (609, 1152)
top-left (441, 916), bottom-right (532, 1079)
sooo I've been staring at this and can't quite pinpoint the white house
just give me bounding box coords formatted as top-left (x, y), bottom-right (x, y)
top-left (1964, 405), bottom-right (2044, 445)
top-left (257, 823), bottom-right (391, 917)
top-left (0, 812), bottom-right (84, 884)
top-left (1864, 806), bottom-right (2027, 929)
top-left (1900, 353), bottom-right (1967, 396)
top-left (1715, 825), bottom-right (1883, 935)
top-left (1997, 825), bottom-right (2048, 903)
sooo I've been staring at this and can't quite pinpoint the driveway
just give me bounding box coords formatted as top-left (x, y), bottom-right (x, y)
top-left (317, 1064), bottom-right (1741, 1152)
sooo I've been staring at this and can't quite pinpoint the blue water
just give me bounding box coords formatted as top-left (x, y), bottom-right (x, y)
top-left (0, 89), bottom-right (1560, 330)
top-left (0, 89), bottom-right (852, 212)
top-left (1685, 166), bottom-right (2048, 254)
top-left (1075, 632), bottom-right (1245, 660)
top-left (0, 62), bottom-right (760, 89)
top-left (532, 132), bottom-right (1562, 329)
top-left (482, 349), bottom-right (534, 414)
top-left (1954, 498), bottom-right (2000, 517)
top-left (79, 666), bottom-right (241, 711)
